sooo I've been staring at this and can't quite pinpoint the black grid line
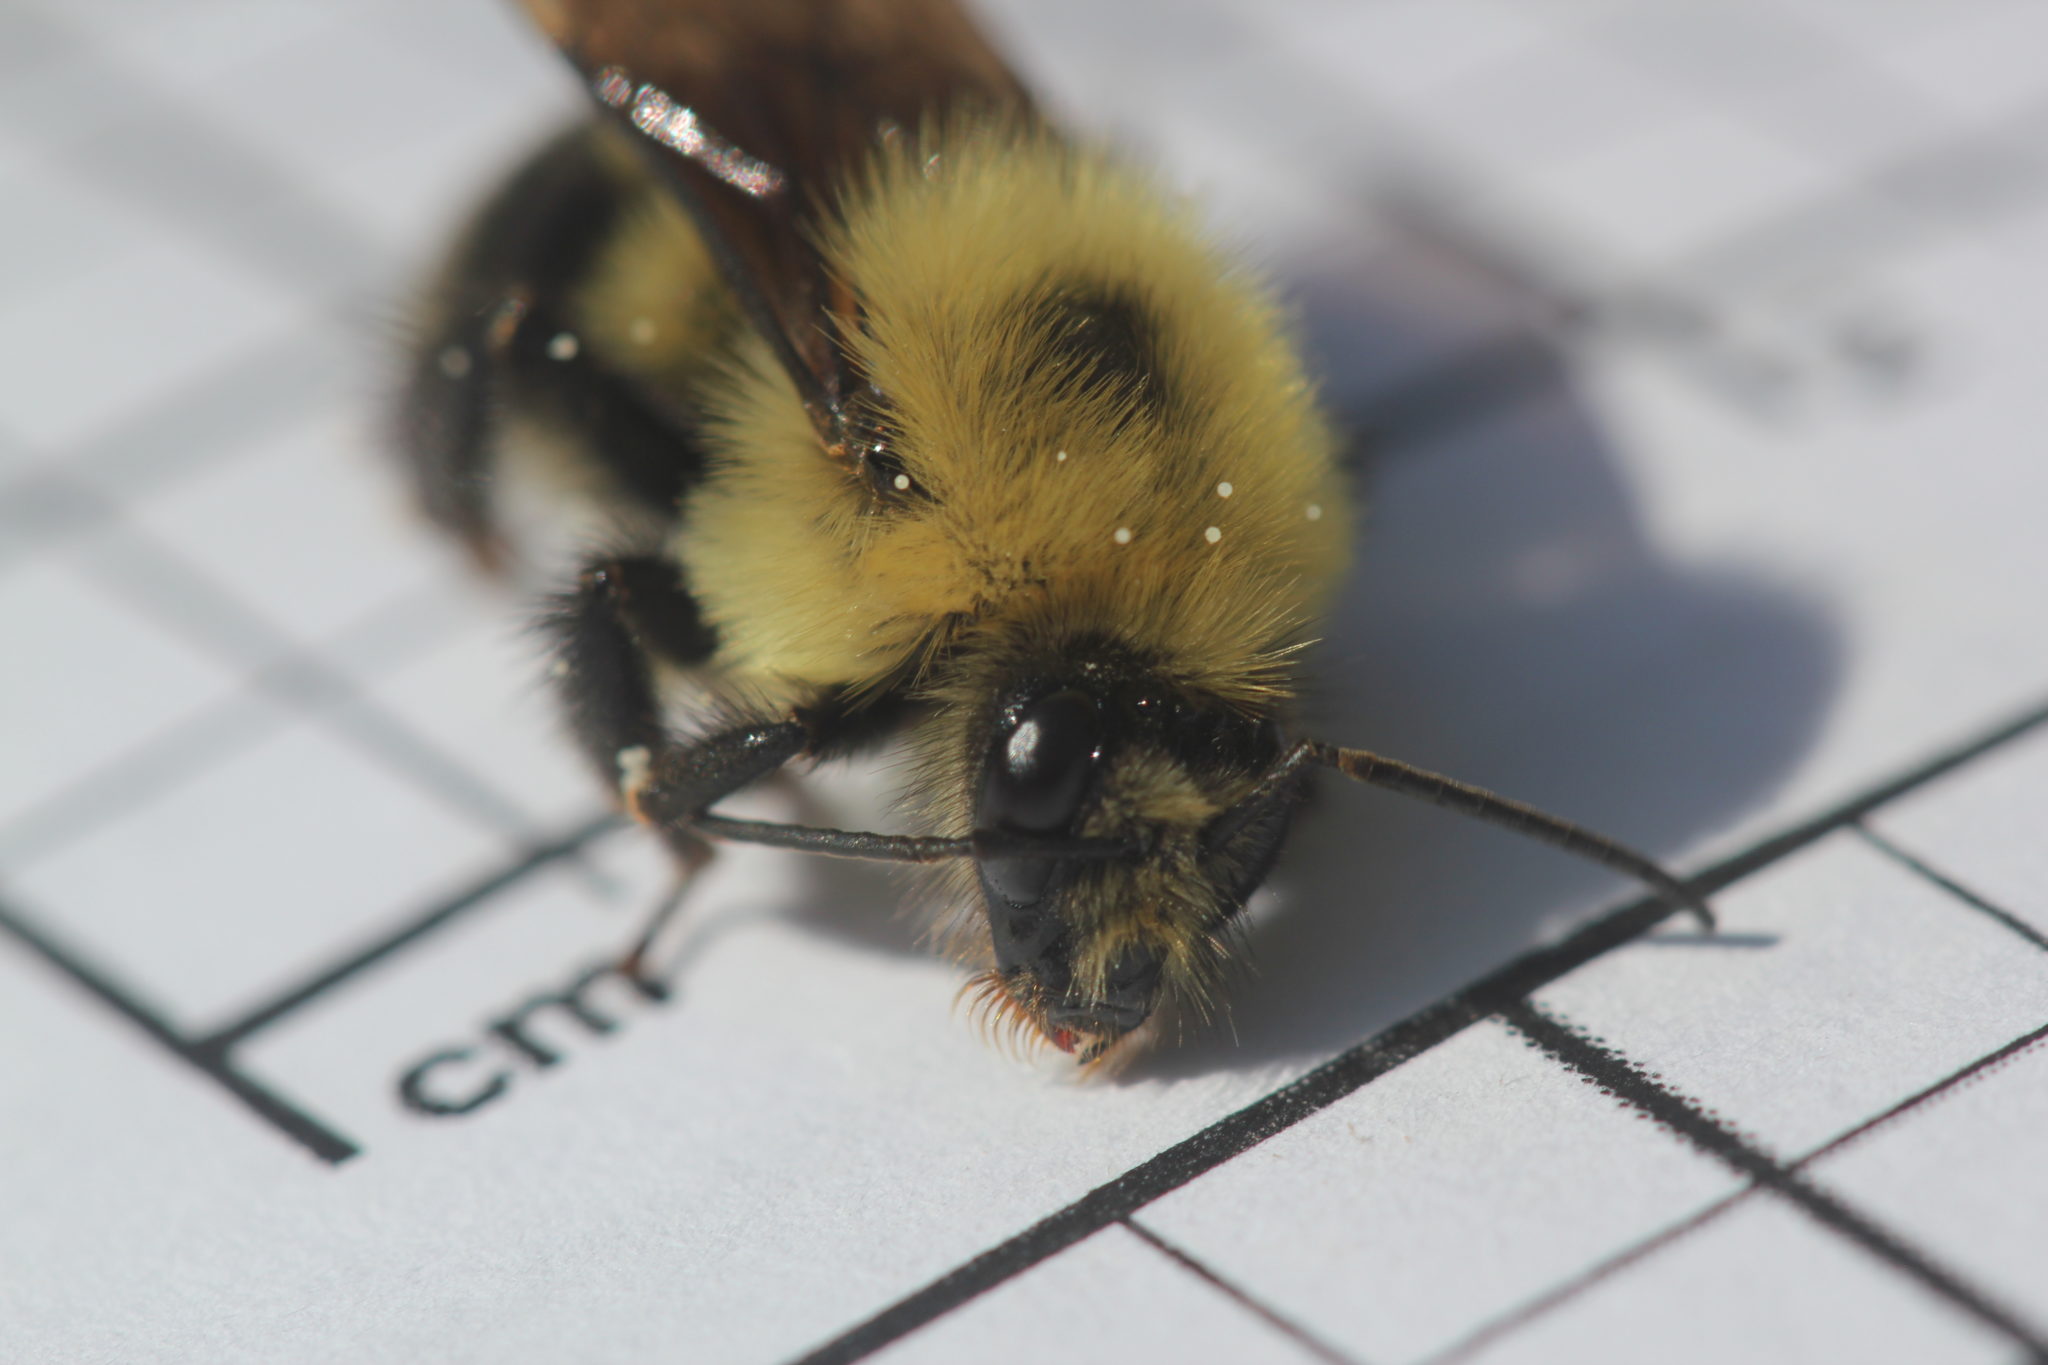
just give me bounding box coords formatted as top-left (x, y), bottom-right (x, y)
top-left (193, 810), bottom-right (618, 1054)
top-left (1807, 1023), bottom-right (2048, 1170)
top-left (1673, 94), bottom-right (2048, 288)
top-left (1853, 821), bottom-right (2048, 954)
top-left (0, 468), bottom-right (101, 564)
top-left (1498, 1002), bottom-right (2048, 1358)
top-left (0, 324), bottom-right (358, 544)
top-left (51, 483), bottom-right (556, 846)
top-left (1366, 186), bottom-right (1817, 422)
top-left (0, 891), bottom-right (357, 1165)
top-left (1424, 1175), bottom-right (1730, 1364)
top-left (789, 689), bottom-right (2048, 1365)
top-left (18, 11), bottom-right (388, 297)
top-left (0, 688), bottom-right (285, 871)
top-left (1592, 0), bottom-right (2048, 292)
top-left (0, 512), bottom-right (552, 876)
top-left (1574, 0), bottom-right (1952, 158)
top-left (1433, 1022), bottom-right (2048, 1364)
top-left (1121, 1217), bottom-right (1363, 1365)
top-left (1189, 7), bottom-right (2048, 420)
top-left (0, 808), bottom-right (616, 1164)
top-left (1430, 1018), bottom-right (2048, 1357)
top-left (1162, 3), bottom-right (1907, 426)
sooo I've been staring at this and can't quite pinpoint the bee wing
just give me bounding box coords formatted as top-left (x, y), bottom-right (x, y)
top-left (519, 0), bottom-right (1031, 454)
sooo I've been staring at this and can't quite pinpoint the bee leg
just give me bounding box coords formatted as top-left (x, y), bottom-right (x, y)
top-left (545, 553), bottom-right (816, 964)
top-left (545, 549), bottom-right (816, 813)
top-left (619, 719), bottom-right (818, 974)
top-left (396, 300), bottom-right (507, 570)
top-left (1212, 780), bottom-right (1309, 907)
top-left (396, 126), bottom-right (709, 569)
top-left (397, 129), bottom-right (619, 565)
top-left (620, 861), bottom-right (704, 985)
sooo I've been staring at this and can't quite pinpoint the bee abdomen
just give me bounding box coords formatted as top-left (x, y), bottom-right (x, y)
top-left (395, 124), bottom-right (714, 564)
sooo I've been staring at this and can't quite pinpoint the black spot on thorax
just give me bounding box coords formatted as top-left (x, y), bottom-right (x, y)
top-left (1024, 284), bottom-right (1167, 425)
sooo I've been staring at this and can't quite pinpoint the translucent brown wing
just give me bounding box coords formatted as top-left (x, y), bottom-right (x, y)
top-left (519, 0), bottom-right (1033, 455)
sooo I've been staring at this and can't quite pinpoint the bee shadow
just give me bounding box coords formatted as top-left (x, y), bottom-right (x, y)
top-left (1136, 216), bottom-right (1844, 1081)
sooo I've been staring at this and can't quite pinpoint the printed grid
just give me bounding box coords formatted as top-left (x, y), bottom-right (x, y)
top-left (3, 2), bottom-right (2047, 1362)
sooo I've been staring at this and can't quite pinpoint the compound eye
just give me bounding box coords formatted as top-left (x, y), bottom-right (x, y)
top-left (976, 688), bottom-right (1104, 910)
top-left (982, 688), bottom-right (1102, 833)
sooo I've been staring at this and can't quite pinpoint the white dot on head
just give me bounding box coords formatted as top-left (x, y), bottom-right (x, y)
top-left (892, 473), bottom-right (911, 491)
top-left (1305, 502), bottom-right (1324, 522)
top-left (437, 345), bottom-right (471, 379)
top-left (546, 331), bottom-right (579, 361)
top-left (1112, 526), bottom-right (1133, 545)
top-left (1216, 481), bottom-right (1233, 498)
top-left (1204, 525), bottom-right (1222, 544)
top-left (1055, 449), bottom-right (1068, 463)
top-left (629, 317), bottom-right (657, 345)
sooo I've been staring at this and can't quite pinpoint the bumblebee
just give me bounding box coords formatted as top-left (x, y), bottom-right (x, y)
top-left (395, 0), bottom-right (1710, 1065)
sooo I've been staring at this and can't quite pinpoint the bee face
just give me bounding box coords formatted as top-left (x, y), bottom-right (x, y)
top-left (963, 652), bottom-right (1289, 1063)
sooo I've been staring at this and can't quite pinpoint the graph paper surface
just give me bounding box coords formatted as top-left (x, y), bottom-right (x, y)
top-left (4, 2), bottom-right (2048, 1362)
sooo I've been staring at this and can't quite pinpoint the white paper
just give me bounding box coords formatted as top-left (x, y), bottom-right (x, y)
top-left (4, 2), bottom-right (2046, 1362)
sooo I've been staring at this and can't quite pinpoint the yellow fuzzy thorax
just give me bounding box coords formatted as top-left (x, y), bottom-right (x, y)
top-left (675, 121), bottom-right (1352, 707)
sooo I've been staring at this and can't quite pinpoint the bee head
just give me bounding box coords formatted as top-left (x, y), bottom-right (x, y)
top-left (958, 654), bottom-right (1291, 1065)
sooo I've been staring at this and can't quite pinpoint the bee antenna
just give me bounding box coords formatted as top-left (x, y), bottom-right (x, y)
top-left (1218, 741), bottom-right (1715, 932)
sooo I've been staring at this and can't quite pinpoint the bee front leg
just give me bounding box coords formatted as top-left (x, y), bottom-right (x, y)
top-left (545, 553), bottom-right (813, 967)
